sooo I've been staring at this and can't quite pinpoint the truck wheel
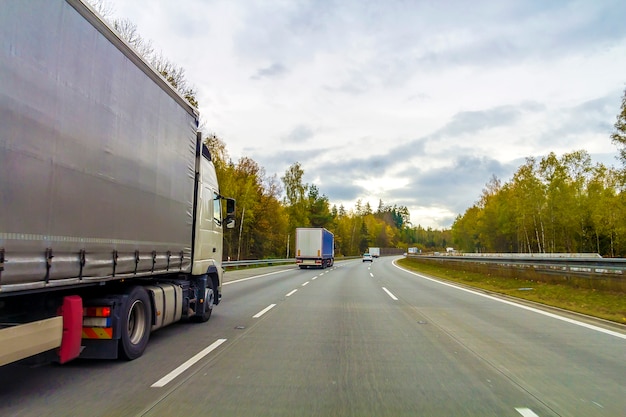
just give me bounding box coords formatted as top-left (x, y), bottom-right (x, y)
top-left (119, 286), bottom-right (151, 360)
top-left (194, 278), bottom-right (214, 323)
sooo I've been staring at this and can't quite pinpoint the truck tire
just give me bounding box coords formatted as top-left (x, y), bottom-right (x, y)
top-left (194, 278), bottom-right (214, 323)
top-left (119, 286), bottom-right (151, 360)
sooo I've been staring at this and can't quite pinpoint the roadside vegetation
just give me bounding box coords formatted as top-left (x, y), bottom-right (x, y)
top-left (452, 89), bottom-right (626, 257)
top-left (397, 256), bottom-right (626, 325)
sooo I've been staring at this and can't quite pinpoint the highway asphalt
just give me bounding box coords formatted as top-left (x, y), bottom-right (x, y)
top-left (0, 257), bottom-right (624, 416)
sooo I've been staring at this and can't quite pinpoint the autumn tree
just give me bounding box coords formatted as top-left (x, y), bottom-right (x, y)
top-left (250, 174), bottom-right (289, 258)
top-left (307, 185), bottom-right (334, 228)
top-left (281, 162), bottom-right (309, 254)
top-left (587, 165), bottom-right (622, 256)
top-left (452, 208), bottom-right (480, 252)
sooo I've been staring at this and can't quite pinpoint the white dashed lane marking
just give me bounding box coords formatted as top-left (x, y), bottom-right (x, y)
top-left (253, 304), bottom-right (276, 318)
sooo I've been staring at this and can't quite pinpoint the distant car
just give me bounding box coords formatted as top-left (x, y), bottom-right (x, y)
top-left (362, 253), bottom-right (373, 262)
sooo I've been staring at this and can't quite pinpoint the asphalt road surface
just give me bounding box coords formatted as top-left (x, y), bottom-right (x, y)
top-left (1, 257), bottom-right (624, 416)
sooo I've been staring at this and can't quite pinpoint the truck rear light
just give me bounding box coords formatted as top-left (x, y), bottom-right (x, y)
top-left (84, 306), bottom-right (111, 317)
top-left (83, 305), bottom-right (114, 339)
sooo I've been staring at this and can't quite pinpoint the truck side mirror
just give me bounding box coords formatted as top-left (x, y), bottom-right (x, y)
top-left (225, 198), bottom-right (236, 229)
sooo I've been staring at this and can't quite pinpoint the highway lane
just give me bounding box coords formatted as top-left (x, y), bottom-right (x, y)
top-left (142, 260), bottom-right (539, 416)
top-left (1, 258), bottom-right (624, 416)
top-left (376, 258), bottom-right (626, 416)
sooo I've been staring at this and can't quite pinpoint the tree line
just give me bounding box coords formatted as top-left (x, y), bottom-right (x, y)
top-left (452, 89), bottom-right (626, 257)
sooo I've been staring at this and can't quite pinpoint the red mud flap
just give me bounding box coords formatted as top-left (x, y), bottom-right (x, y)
top-left (58, 295), bottom-right (83, 364)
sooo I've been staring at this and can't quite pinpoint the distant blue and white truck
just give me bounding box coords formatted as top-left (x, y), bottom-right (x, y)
top-left (295, 228), bottom-right (335, 269)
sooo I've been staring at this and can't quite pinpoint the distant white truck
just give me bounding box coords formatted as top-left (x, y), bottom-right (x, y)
top-left (368, 247), bottom-right (381, 258)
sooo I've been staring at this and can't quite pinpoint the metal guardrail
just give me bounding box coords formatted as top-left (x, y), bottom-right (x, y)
top-left (222, 253), bottom-right (626, 278)
top-left (222, 258), bottom-right (296, 268)
top-left (413, 254), bottom-right (626, 276)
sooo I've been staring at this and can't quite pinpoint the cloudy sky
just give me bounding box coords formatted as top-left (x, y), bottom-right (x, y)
top-left (103, 0), bottom-right (626, 229)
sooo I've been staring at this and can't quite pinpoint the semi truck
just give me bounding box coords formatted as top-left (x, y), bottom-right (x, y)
top-left (368, 247), bottom-right (381, 258)
top-left (295, 228), bottom-right (335, 269)
top-left (0, 0), bottom-right (235, 366)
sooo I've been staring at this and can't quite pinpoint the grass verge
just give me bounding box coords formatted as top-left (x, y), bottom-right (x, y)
top-left (397, 257), bottom-right (626, 325)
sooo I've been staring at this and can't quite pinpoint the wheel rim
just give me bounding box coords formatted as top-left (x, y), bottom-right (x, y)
top-left (127, 300), bottom-right (147, 345)
top-left (205, 287), bottom-right (214, 310)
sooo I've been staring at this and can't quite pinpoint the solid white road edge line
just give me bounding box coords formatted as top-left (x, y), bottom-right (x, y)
top-left (253, 304), bottom-right (277, 318)
top-left (382, 287), bottom-right (398, 301)
top-left (286, 289), bottom-right (298, 297)
top-left (151, 339), bottom-right (227, 388)
top-left (393, 261), bottom-right (626, 340)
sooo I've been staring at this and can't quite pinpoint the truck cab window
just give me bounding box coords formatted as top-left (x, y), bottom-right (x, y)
top-left (213, 192), bottom-right (222, 226)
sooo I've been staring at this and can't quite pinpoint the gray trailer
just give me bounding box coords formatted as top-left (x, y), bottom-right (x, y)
top-left (0, 0), bottom-right (234, 365)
